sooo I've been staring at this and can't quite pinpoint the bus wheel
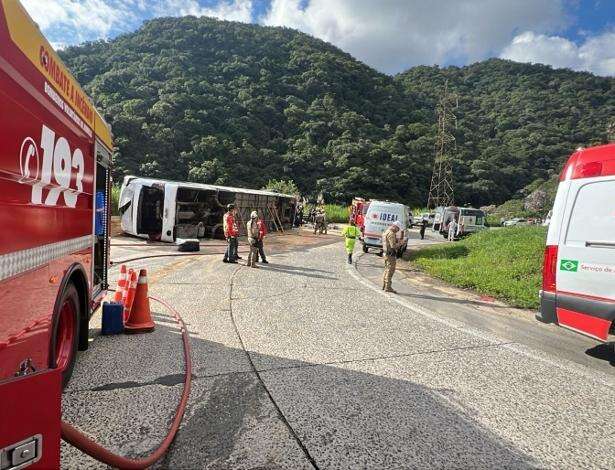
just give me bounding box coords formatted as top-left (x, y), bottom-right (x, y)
top-left (51, 283), bottom-right (80, 388)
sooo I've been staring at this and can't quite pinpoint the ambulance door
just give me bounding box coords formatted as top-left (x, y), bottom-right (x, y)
top-left (557, 177), bottom-right (615, 339)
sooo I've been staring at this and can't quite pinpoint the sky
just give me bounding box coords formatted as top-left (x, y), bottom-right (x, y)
top-left (21, 0), bottom-right (615, 76)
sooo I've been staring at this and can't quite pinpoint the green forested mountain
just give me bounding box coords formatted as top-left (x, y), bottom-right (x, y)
top-left (60, 16), bottom-right (615, 207)
top-left (397, 60), bottom-right (615, 205)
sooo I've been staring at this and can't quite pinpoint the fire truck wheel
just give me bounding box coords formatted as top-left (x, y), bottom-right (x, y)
top-left (51, 283), bottom-right (80, 388)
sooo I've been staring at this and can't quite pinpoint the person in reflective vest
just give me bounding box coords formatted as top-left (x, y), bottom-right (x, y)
top-left (255, 214), bottom-right (269, 264)
top-left (342, 220), bottom-right (361, 264)
top-left (223, 204), bottom-right (239, 263)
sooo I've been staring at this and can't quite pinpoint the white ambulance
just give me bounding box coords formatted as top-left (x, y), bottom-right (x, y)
top-left (537, 143), bottom-right (615, 342)
top-left (361, 201), bottom-right (409, 255)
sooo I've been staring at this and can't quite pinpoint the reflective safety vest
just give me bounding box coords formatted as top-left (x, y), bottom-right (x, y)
top-left (342, 225), bottom-right (361, 239)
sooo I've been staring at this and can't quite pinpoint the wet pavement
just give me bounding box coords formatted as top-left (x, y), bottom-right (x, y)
top-left (61, 229), bottom-right (615, 469)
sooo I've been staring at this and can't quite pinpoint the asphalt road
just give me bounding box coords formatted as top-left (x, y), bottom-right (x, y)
top-left (61, 230), bottom-right (615, 469)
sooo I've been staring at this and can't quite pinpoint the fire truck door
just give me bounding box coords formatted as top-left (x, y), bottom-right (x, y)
top-left (93, 142), bottom-right (111, 297)
top-left (0, 369), bottom-right (61, 469)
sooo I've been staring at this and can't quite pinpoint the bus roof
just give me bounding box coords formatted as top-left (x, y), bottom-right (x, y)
top-left (125, 176), bottom-right (297, 200)
top-left (1, 0), bottom-right (113, 150)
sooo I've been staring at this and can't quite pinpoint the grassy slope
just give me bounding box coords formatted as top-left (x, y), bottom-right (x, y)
top-left (409, 227), bottom-right (546, 309)
top-left (324, 204), bottom-right (350, 223)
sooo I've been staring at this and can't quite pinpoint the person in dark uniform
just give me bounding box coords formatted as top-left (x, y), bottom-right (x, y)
top-left (420, 218), bottom-right (428, 240)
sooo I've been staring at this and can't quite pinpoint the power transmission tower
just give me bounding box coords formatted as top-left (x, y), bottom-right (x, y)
top-left (426, 81), bottom-right (457, 209)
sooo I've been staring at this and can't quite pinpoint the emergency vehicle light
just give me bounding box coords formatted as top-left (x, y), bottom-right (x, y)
top-left (542, 245), bottom-right (558, 293)
top-left (573, 161), bottom-right (603, 179)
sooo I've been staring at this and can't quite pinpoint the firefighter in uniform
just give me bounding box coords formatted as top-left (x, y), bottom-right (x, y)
top-left (314, 208), bottom-right (327, 234)
top-left (342, 220), bottom-right (361, 264)
top-left (255, 213), bottom-right (269, 264)
top-left (382, 220), bottom-right (403, 292)
top-left (223, 204), bottom-right (239, 263)
top-left (246, 210), bottom-right (260, 268)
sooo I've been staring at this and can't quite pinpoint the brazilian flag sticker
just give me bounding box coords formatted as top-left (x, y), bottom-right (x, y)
top-left (560, 259), bottom-right (579, 272)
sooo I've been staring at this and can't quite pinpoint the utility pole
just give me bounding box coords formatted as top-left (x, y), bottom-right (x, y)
top-left (426, 80), bottom-right (457, 209)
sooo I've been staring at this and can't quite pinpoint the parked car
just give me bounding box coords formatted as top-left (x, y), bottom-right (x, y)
top-left (537, 143), bottom-right (615, 342)
top-left (420, 212), bottom-right (435, 224)
top-left (439, 206), bottom-right (486, 239)
top-left (362, 201), bottom-right (410, 256)
top-left (503, 217), bottom-right (528, 227)
top-left (408, 213), bottom-right (415, 227)
top-left (432, 206), bottom-right (445, 231)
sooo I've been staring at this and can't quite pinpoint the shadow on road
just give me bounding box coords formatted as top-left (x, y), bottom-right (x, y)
top-left (69, 316), bottom-right (539, 469)
top-left (396, 291), bottom-right (512, 310)
top-left (585, 343), bottom-right (615, 367)
top-left (259, 264), bottom-right (338, 281)
top-left (155, 325), bottom-right (538, 469)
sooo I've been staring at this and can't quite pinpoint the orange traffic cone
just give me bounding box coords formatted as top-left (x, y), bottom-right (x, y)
top-left (125, 269), bottom-right (155, 333)
top-left (122, 270), bottom-right (138, 322)
top-left (113, 264), bottom-right (127, 303)
top-left (121, 268), bottom-right (134, 306)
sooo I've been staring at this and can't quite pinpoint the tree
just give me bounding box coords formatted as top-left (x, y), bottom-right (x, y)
top-left (262, 179), bottom-right (300, 196)
top-left (59, 18), bottom-right (615, 209)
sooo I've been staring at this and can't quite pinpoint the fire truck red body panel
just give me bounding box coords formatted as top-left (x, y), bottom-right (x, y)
top-left (1, 1), bottom-right (112, 465)
top-left (0, 1), bottom-right (100, 380)
top-left (0, 369), bottom-right (61, 468)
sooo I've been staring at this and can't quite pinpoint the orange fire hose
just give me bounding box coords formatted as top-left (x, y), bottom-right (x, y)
top-left (60, 294), bottom-right (192, 469)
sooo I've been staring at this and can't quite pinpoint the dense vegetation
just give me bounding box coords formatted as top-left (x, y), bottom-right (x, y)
top-left (398, 61), bottom-right (615, 206)
top-left (60, 16), bottom-right (615, 208)
top-left (410, 227), bottom-right (547, 309)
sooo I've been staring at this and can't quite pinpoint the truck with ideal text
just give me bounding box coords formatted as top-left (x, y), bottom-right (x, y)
top-left (0, 1), bottom-right (113, 467)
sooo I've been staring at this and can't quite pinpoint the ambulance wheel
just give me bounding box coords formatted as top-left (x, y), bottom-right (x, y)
top-left (362, 244), bottom-right (368, 253)
top-left (51, 283), bottom-right (80, 388)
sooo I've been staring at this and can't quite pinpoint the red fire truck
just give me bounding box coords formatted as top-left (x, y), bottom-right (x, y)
top-left (1, 1), bottom-right (112, 467)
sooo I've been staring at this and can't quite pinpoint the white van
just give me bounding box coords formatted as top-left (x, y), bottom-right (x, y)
top-left (537, 144), bottom-right (615, 342)
top-left (438, 206), bottom-right (486, 238)
top-left (361, 201), bottom-right (409, 255)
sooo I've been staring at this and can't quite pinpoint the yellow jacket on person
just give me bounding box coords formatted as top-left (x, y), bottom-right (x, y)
top-left (342, 225), bottom-right (361, 253)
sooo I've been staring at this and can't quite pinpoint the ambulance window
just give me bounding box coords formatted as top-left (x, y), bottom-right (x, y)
top-left (566, 180), bottom-right (615, 245)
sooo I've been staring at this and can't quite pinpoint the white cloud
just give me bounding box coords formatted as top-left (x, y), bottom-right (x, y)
top-left (50, 41), bottom-right (69, 51)
top-left (261, 0), bottom-right (568, 74)
top-left (151, 0), bottom-right (252, 23)
top-left (21, 0), bottom-right (253, 44)
top-left (500, 30), bottom-right (615, 76)
top-left (22, 0), bottom-right (128, 39)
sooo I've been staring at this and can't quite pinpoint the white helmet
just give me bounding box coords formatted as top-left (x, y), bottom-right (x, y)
top-left (393, 220), bottom-right (403, 229)
top-left (250, 210), bottom-right (258, 219)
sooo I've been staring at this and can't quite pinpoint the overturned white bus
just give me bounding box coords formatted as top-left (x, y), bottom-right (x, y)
top-left (119, 176), bottom-right (297, 242)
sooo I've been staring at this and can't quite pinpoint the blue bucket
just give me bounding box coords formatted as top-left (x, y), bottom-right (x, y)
top-left (101, 302), bottom-right (124, 335)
